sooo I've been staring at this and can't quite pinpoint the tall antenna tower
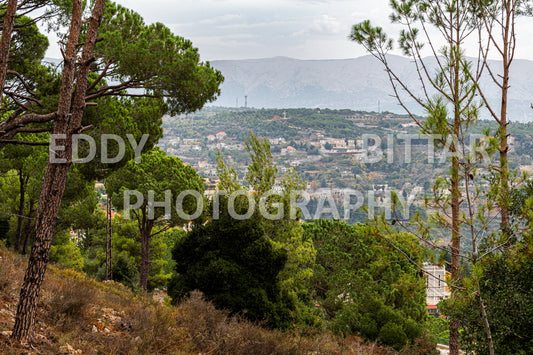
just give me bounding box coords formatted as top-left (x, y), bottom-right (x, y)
top-left (244, 95), bottom-right (248, 108)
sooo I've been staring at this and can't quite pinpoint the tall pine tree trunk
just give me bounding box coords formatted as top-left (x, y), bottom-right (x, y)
top-left (499, 19), bottom-right (510, 234)
top-left (450, 154), bottom-right (461, 355)
top-left (449, 17), bottom-right (462, 354)
top-left (0, 0), bottom-right (18, 100)
top-left (11, 0), bottom-right (82, 340)
top-left (139, 216), bottom-right (154, 290)
top-left (11, 0), bottom-right (105, 342)
top-left (11, 160), bottom-right (72, 342)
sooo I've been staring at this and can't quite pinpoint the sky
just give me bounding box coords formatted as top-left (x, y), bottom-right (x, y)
top-left (45, 0), bottom-right (533, 62)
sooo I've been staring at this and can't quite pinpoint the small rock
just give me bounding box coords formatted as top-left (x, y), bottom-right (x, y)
top-left (59, 343), bottom-right (74, 354)
top-left (1, 308), bottom-right (14, 317)
top-left (91, 324), bottom-right (98, 333)
top-left (104, 327), bottom-right (110, 333)
top-left (33, 333), bottom-right (48, 343)
top-left (133, 336), bottom-right (142, 343)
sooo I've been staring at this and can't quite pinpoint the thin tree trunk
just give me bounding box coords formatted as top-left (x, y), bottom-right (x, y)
top-left (139, 217), bottom-right (154, 291)
top-left (476, 288), bottom-right (495, 355)
top-left (449, 17), bottom-right (462, 354)
top-left (21, 198), bottom-right (35, 255)
top-left (449, 146), bottom-right (461, 355)
top-left (471, 234), bottom-right (495, 355)
top-left (14, 169), bottom-right (27, 252)
top-left (499, 9), bottom-right (510, 234)
top-left (0, 0), bottom-right (18, 100)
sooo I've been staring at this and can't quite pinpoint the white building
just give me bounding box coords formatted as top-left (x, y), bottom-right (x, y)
top-left (423, 262), bottom-right (451, 308)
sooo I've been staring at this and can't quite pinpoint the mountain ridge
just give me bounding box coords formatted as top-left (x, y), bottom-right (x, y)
top-left (210, 55), bottom-right (533, 121)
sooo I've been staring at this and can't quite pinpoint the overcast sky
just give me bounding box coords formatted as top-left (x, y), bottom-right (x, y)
top-left (45, 0), bottom-right (533, 61)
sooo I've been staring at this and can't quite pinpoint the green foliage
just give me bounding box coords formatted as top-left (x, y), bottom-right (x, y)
top-left (9, 15), bottom-right (48, 72)
top-left (107, 147), bottom-right (204, 224)
top-left (49, 231), bottom-right (84, 271)
top-left (349, 20), bottom-right (392, 53)
top-left (159, 228), bottom-right (186, 275)
top-left (94, 1), bottom-right (224, 115)
top-left (510, 180), bottom-right (533, 223)
top-left (425, 316), bottom-right (449, 344)
top-left (0, 142), bottom-right (47, 250)
top-left (438, 180), bottom-right (533, 354)
top-left (441, 246), bottom-right (533, 355)
top-left (169, 196), bottom-right (294, 329)
top-left (56, 166), bottom-right (100, 231)
top-left (216, 149), bottom-right (241, 194)
top-left (106, 146), bottom-right (205, 288)
top-left (305, 219), bottom-right (428, 349)
top-left (216, 132), bottom-right (317, 325)
top-left (245, 132), bottom-right (277, 195)
top-left (379, 322), bottom-right (408, 351)
top-left (2, 12), bottom-right (62, 116)
top-left (78, 212), bottom-right (172, 290)
top-left (112, 253), bottom-right (139, 289)
top-left (77, 95), bottom-right (166, 180)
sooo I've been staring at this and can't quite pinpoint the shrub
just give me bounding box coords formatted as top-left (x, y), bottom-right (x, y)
top-left (169, 198), bottom-right (294, 329)
top-left (45, 278), bottom-right (96, 329)
top-left (112, 253), bottom-right (139, 289)
top-left (379, 322), bottom-right (407, 351)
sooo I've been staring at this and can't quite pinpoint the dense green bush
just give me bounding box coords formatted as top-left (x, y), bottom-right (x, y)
top-left (113, 253), bottom-right (139, 289)
top-left (379, 322), bottom-right (408, 351)
top-left (169, 196), bottom-right (295, 329)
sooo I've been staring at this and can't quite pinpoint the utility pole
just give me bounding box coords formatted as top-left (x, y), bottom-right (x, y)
top-left (106, 196), bottom-right (112, 280)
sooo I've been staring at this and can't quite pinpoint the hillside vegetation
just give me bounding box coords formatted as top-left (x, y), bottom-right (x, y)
top-left (0, 245), bottom-right (413, 355)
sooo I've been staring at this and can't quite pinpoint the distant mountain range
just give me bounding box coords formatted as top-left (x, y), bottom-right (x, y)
top-left (210, 55), bottom-right (533, 122)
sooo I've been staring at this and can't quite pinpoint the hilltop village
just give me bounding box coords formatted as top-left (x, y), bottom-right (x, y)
top-left (157, 107), bottom-right (533, 223)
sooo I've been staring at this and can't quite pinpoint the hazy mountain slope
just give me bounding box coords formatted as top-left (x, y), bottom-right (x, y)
top-left (211, 55), bottom-right (533, 121)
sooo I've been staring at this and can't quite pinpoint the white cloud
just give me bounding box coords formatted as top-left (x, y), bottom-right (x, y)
top-left (292, 14), bottom-right (342, 38)
top-left (310, 15), bottom-right (342, 35)
top-left (199, 14), bottom-right (242, 25)
top-left (41, 0), bottom-right (533, 61)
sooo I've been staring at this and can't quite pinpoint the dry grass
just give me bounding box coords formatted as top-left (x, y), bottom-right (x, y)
top-left (0, 246), bottom-right (397, 355)
top-left (0, 248), bottom-right (26, 301)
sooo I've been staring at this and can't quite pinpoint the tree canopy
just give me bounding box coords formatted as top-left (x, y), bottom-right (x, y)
top-left (305, 219), bottom-right (428, 350)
